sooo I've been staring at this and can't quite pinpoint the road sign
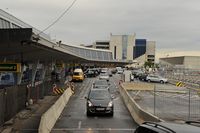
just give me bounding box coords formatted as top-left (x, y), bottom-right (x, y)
top-left (0, 63), bottom-right (21, 72)
top-left (56, 63), bottom-right (64, 68)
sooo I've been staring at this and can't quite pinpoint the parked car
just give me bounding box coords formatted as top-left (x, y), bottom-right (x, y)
top-left (108, 70), bottom-right (112, 77)
top-left (99, 73), bottom-right (109, 81)
top-left (101, 68), bottom-right (108, 73)
top-left (85, 89), bottom-right (114, 116)
top-left (138, 73), bottom-right (148, 81)
top-left (146, 74), bottom-right (168, 83)
top-left (111, 68), bottom-right (117, 74)
top-left (84, 69), bottom-right (97, 77)
top-left (132, 69), bottom-right (144, 78)
top-left (116, 67), bottom-right (123, 74)
top-left (134, 121), bottom-right (200, 133)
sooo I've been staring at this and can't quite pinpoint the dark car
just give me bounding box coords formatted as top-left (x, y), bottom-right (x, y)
top-left (85, 89), bottom-right (114, 116)
top-left (138, 73), bottom-right (148, 81)
top-left (134, 121), bottom-right (200, 133)
top-left (84, 69), bottom-right (98, 77)
top-left (132, 70), bottom-right (144, 78)
top-left (92, 80), bottom-right (110, 89)
top-left (111, 68), bottom-right (117, 74)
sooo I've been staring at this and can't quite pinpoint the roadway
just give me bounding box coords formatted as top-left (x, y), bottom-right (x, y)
top-left (52, 74), bottom-right (137, 133)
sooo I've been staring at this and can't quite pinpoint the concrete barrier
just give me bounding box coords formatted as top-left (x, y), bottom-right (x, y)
top-left (38, 87), bottom-right (72, 133)
top-left (120, 83), bottom-right (162, 125)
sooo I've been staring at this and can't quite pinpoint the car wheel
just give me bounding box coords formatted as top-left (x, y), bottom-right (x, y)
top-left (87, 111), bottom-right (91, 116)
top-left (160, 80), bottom-right (164, 84)
top-left (148, 79), bottom-right (151, 83)
top-left (110, 111), bottom-right (113, 117)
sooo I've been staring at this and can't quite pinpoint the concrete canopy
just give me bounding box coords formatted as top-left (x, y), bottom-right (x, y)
top-left (0, 28), bottom-right (129, 65)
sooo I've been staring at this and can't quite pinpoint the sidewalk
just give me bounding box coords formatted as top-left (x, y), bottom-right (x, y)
top-left (1, 95), bottom-right (59, 133)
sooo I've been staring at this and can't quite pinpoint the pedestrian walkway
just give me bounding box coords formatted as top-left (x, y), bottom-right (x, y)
top-left (1, 96), bottom-right (59, 133)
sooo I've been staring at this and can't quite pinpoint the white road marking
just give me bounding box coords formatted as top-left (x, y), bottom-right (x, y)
top-left (52, 128), bottom-right (135, 131)
top-left (78, 121), bottom-right (82, 129)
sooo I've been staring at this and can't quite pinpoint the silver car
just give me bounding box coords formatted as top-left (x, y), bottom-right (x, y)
top-left (146, 74), bottom-right (168, 84)
top-left (99, 73), bottom-right (109, 81)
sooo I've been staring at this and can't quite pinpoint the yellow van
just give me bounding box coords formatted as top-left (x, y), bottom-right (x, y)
top-left (72, 68), bottom-right (84, 82)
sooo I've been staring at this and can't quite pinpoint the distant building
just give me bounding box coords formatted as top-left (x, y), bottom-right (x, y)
top-left (94, 41), bottom-right (110, 50)
top-left (160, 55), bottom-right (200, 70)
top-left (84, 33), bottom-right (156, 65)
top-left (146, 41), bottom-right (156, 62)
top-left (110, 34), bottom-right (135, 61)
top-left (134, 39), bottom-right (146, 59)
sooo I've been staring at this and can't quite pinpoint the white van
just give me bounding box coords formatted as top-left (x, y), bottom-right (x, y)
top-left (116, 67), bottom-right (123, 74)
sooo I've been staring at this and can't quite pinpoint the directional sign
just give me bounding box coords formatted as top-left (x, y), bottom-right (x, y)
top-left (0, 63), bottom-right (21, 72)
top-left (56, 63), bottom-right (64, 68)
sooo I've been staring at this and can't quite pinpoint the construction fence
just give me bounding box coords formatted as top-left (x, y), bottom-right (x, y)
top-left (0, 79), bottom-right (54, 127)
top-left (127, 82), bottom-right (200, 122)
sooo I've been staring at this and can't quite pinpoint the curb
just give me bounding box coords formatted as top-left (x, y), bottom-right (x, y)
top-left (38, 87), bottom-right (72, 133)
top-left (120, 83), bottom-right (163, 125)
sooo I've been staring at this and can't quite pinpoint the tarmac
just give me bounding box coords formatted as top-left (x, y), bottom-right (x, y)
top-left (0, 95), bottom-right (59, 133)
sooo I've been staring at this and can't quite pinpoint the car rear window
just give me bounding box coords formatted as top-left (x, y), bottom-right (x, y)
top-left (73, 72), bottom-right (80, 76)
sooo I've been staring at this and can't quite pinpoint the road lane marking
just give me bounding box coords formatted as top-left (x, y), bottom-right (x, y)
top-left (78, 121), bottom-right (82, 129)
top-left (52, 128), bottom-right (135, 131)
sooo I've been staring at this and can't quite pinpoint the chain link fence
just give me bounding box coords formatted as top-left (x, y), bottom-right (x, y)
top-left (131, 83), bottom-right (200, 122)
top-left (152, 86), bottom-right (200, 121)
top-left (162, 67), bottom-right (200, 88)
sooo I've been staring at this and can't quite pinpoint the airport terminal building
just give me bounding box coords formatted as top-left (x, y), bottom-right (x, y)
top-left (92, 34), bottom-right (156, 65)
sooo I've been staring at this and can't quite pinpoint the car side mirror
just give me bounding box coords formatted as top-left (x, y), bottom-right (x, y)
top-left (111, 95), bottom-right (115, 99)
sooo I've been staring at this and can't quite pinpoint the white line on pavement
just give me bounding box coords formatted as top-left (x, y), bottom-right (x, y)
top-left (78, 121), bottom-right (82, 129)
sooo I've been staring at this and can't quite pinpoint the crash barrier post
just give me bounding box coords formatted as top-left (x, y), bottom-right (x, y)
top-left (119, 83), bottom-right (162, 125)
top-left (52, 84), bottom-right (65, 95)
top-left (38, 85), bottom-right (73, 133)
top-left (52, 81), bottom-right (75, 95)
top-left (176, 81), bottom-right (184, 87)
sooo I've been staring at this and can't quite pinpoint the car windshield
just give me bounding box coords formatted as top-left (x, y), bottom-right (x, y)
top-left (89, 90), bottom-right (110, 99)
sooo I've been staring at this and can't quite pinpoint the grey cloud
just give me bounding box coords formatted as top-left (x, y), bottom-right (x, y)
top-left (1, 0), bottom-right (200, 51)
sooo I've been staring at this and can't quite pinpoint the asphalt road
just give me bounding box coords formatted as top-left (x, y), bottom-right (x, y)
top-left (52, 74), bottom-right (137, 133)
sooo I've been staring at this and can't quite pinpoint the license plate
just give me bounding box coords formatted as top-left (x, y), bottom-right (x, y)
top-left (96, 108), bottom-right (104, 111)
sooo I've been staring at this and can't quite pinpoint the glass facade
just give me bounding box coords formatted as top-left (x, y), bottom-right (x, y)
top-left (62, 45), bottom-right (113, 61)
top-left (0, 17), bottom-right (10, 28)
top-left (12, 23), bottom-right (21, 28)
top-left (122, 35), bottom-right (128, 60)
top-left (134, 39), bottom-right (146, 59)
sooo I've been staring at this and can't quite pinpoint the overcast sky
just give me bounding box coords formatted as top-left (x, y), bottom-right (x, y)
top-left (1, 0), bottom-right (200, 51)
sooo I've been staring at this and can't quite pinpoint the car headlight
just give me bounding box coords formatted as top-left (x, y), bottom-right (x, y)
top-left (88, 101), bottom-right (93, 107)
top-left (108, 101), bottom-right (113, 107)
